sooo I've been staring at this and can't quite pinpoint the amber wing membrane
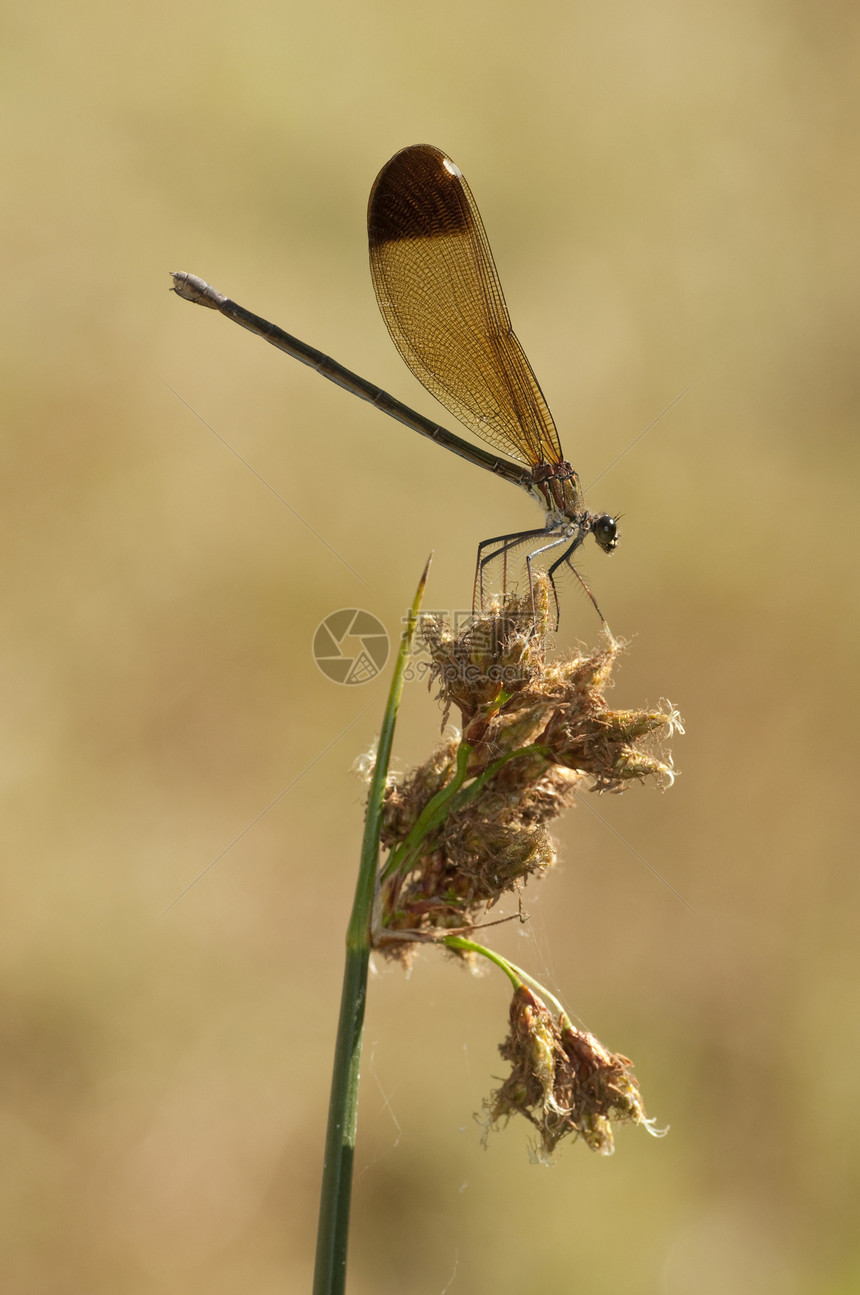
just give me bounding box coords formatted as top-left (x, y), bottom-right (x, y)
top-left (368, 144), bottom-right (565, 468)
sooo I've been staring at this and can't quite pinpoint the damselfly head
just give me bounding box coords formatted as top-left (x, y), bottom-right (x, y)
top-left (592, 515), bottom-right (620, 554)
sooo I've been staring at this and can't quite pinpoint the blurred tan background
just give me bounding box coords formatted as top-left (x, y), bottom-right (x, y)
top-left (2, 1), bottom-right (859, 1291)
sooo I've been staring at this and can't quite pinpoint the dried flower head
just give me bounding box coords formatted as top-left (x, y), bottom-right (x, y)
top-left (486, 985), bottom-right (660, 1158)
top-left (373, 580), bottom-right (679, 960)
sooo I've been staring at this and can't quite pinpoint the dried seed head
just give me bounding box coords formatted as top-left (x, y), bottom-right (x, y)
top-left (486, 985), bottom-right (659, 1158)
top-left (374, 581), bottom-right (680, 959)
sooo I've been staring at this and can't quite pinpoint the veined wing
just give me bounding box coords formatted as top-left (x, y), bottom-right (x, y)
top-left (368, 144), bottom-right (565, 468)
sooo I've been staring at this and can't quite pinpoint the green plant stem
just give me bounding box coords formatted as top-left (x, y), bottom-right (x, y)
top-left (443, 936), bottom-right (524, 987)
top-left (312, 561), bottom-right (430, 1295)
top-left (443, 936), bottom-right (569, 1022)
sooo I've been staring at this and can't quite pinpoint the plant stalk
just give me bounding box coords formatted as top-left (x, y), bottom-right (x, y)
top-left (312, 560), bottom-right (430, 1295)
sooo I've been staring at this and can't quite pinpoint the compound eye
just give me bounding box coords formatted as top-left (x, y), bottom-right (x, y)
top-left (593, 515), bottom-right (619, 552)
